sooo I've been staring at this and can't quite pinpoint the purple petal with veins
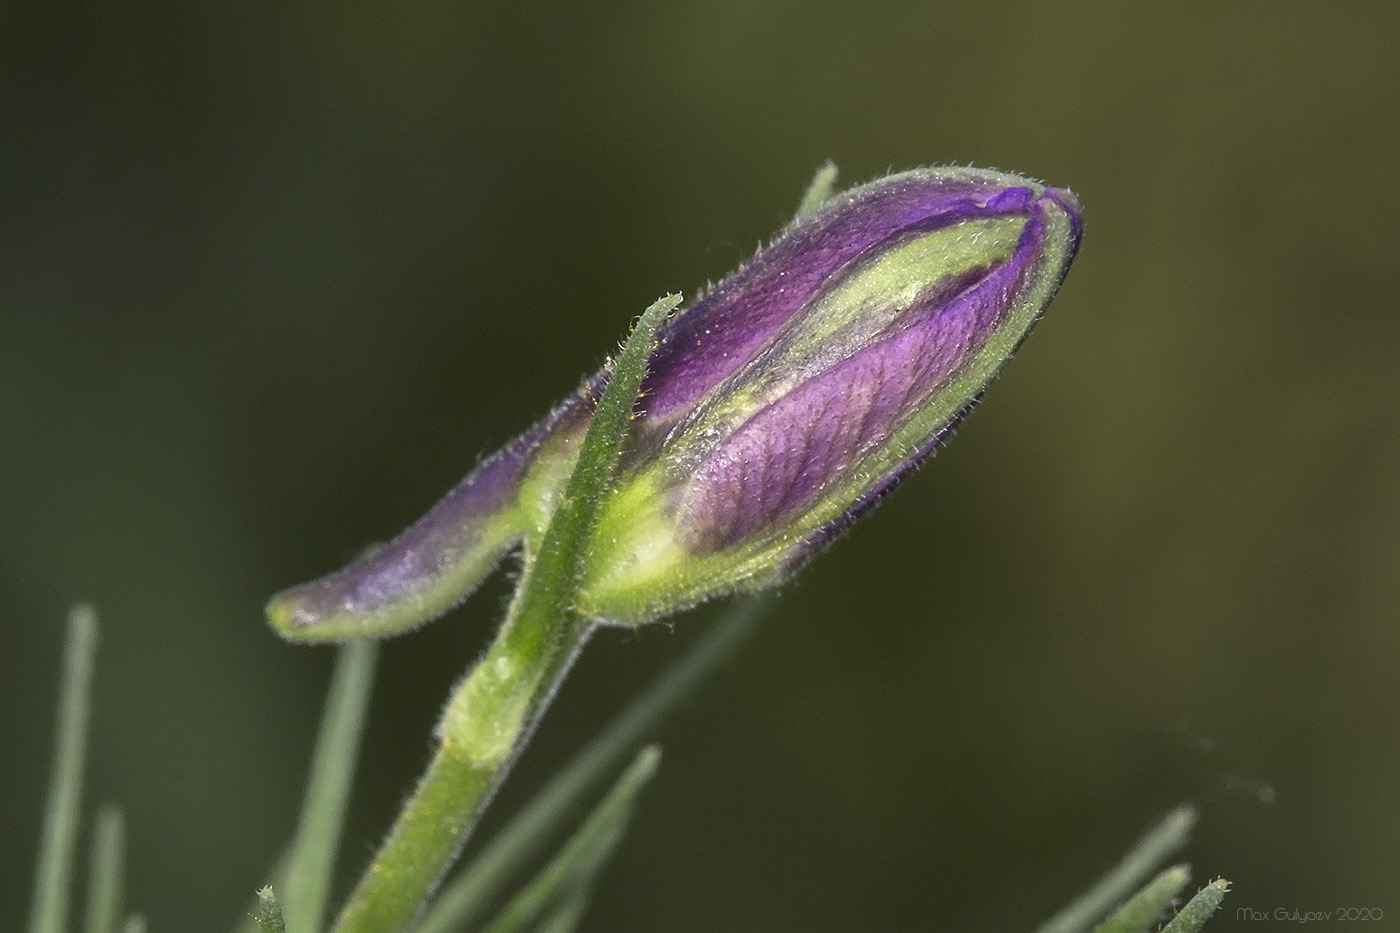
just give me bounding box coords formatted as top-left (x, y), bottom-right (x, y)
top-left (677, 194), bottom-right (1053, 553)
top-left (640, 176), bottom-right (1049, 429)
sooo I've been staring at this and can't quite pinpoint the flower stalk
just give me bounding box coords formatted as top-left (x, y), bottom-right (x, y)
top-left (330, 295), bottom-right (680, 932)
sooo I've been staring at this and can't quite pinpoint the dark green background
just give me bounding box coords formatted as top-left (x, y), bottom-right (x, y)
top-left (4, 3), bottom-right (1397, 930)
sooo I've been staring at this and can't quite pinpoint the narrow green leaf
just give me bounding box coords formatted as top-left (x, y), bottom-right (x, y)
top-left (793, 161), bottom-right (839, 222)
top-left (284, 640), bottom-right (378, 933)
top-left (414, 596), bottom-right (768, 933)
top-left (481, 746), bottom-right (661, 933)
top-left (83, 805), bottom-right (126, 933)
top-left (503, 292), bottom-right (683, 654)
top-left (534, 890), bottom-right (589, 933)
top-left (29, 604), bottom-right (100, 933)
top-left (257, 886), bottom-right (289, 933)
top-left (1094, 864), bottom-right (1190, 933)
top-left (1037, 806), bottom-right (1196, 933)
top-left (1161, 879), bottom-right (1230, 933)
top-left (231, 847), bottom-right (291, 933)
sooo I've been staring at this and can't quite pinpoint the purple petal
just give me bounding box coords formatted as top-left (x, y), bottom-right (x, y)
top-left (268, 398), bottom-right (589, 638)
top-left (677, 193), bottom-right (1057, 553)
top-left (640, 173), bottom-right (1048, 428)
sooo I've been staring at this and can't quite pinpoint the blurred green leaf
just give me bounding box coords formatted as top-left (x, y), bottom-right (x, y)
top-left (481, 746), bottom-right (661, 933)
top-left (1094, 864), bottom-right (1189, 933)
top-left (83, 805), bottom-right (126, 933)
top-left (414, 597), bottom-right (767, 933)
top-left (1038, 806), bottom-right (1195, 933)
top-left (283, 640), bottom-right (378, 933)
top-left (28, 604), bottom-right (100, 933)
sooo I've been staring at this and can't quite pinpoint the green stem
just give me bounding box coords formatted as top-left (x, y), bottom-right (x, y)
top-left (332, 604), bottom-right (593, 933)
top-left (332, 294), bottom-right (681, 932)
top-left (415, 598), bottom-right (767, 933)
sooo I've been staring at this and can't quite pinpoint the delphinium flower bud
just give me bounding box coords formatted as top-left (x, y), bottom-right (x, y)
top-left (269, 166), bottom-right (1081, 640)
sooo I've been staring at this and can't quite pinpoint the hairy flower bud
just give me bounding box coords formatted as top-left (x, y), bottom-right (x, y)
top-left (269, 167), bottom-right (1081, 640)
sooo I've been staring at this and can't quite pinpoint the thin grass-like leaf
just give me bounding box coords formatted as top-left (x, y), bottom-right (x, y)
top-left (504, 292), bottom-right (683, 636)
top-left (413, 596), bottom-right (768, 933)
top-left (28, 604), bottom-right (100, 933)
top-left (1037, 806), bottom-right (1196, 933)
top-left (792, 161), bottom-right (839, 222)
top-left (231, 847), bottom-right (291, 933)
top-left (1094, 864), bottom-right (1190, 933)
top-left (283, 640), bottom-right (378, 933)
top-left (1161, 879), bottom-right (1230, 933)
top-left (257, 886), bottom-right (288, 933)
top-left (83, 805), bottom-right (126, 933)
top-left (481, 746), bottom-right (661, 933)
top-left (534, 890), bottom-right (589, 933)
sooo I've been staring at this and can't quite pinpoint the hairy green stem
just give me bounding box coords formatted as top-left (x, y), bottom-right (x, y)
top-left (331, 295), bottom-right (679, 932)
top-left (331, 606), bottom-right (593, 933)
top-left (416, 597), bottom-right (767, 933)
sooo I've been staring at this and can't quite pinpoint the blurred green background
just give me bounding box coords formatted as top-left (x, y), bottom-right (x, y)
top-left (3, 2), bottom-right (1397, 929)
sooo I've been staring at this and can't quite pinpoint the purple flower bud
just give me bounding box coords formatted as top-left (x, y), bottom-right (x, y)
top-left (269, 167), bottom-right (1081, 639)
top-left (574, 167), bottom-right (1081, 621)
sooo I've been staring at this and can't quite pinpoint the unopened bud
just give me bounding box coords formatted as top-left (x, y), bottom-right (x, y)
top-left (269, 167), bottom-right (1081, 639)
